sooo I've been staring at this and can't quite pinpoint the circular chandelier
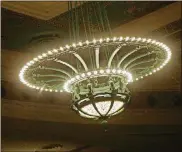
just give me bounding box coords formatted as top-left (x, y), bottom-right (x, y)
top-left (19, 2), bottom-right (171, 122)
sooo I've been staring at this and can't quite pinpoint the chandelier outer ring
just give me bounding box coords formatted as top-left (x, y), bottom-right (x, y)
top-left (19, 36), bottom-right (172, 93)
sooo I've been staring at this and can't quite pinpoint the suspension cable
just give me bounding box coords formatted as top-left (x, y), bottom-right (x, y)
top-left (86, 2), bottom-right (92, 39)
top-left (80, 1), bottom-right (88, 40)
top-left (97, 2), bottom-right (106, 33)
top-left (75, 1), bottom-right (80, 42)
top-left (102, 3), bottom-right (112, 37)
top-left (68, 2), bottom-right (72, 43)
top-left (86, 2), bottom-right (94, 69)
top-left (71, 2), bottom-right (76, 42)
top-left (92, 2), bottom-right (101, 35)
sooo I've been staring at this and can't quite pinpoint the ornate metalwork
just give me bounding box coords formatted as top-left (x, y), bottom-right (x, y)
top-left (19, 36), bottom-right (171, 120)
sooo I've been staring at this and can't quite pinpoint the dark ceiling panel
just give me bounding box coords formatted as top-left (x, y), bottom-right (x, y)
top-left (1, 8), bottom-right (66, 50)
top-left (1, 1), bottom-right (174, 51)
top-left (2, 117), bottom-right (182, 152)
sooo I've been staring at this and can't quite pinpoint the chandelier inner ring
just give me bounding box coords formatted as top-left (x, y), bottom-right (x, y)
top-left (63, 69), bottom-right (132, 92)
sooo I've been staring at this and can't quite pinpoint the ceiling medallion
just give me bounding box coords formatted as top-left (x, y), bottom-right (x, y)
top-left (19, 36), bottom-right (171, 122)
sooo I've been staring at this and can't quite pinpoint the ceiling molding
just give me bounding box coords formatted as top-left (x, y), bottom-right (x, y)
top-left (1, 1), bottom-right (81, 20)
top-left (2, 98), bottom-right (181, 125)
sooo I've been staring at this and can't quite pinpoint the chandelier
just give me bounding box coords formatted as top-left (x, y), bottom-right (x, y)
top-left (19, 2), bottom-right (171, 122)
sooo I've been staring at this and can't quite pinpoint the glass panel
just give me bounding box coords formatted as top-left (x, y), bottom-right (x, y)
top-left (96, 101), bottom-right (111, 115)
top-left (111, 108), bottom-right (124, 116)
top-left (81, 104), bottom-right (100, 116)
top-left (108, 101), bottom-right (124, 115)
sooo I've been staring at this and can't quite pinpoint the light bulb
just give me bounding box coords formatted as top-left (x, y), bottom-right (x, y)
top-left (119, 37), bottom-right (123, 41)
top-left (86, 40), bottom-right (89, 44)
top-left (100, 69), bottom-right (104, 74)
top-left (53, 49), bottom-right (58, 53)
top-left (94, 71), bottom-right (98, 75)
top-left (24, 65), bottom-right (28, 69)
top-left (87, 72), bottom-right (91, 76)
top-left (48, 51), bottom-right (53, 55)
top-left (81, 73), bottom-right (86, 77)
top-left (60, 47), bottom-right (64, 51)
top-left (125, 37), bottom-right (129, 41)
top-left (27, 62), bottom-right (32, 66)
top-left (151, 40), bottom-right (156, 44)
top-left (147, 39), bottom-right (151, 43)
top-left (142, 38), bottom-right (146, 42)
top-left (38, 55), bottom-right (43, 59)
top-left (131, 37), bottom-right (135, 41)
top-left (79, 42), bottom-right (82, 46)
top-left (34, 58), bottom-right (38, 61)
top-left (117, 69), bottom-right (121, 74)
top-left (112, 69), bottom-right (116, 73)
top-left (30, 60), bottom-right (35, 64)
top-left (113, 37), bottom-right (117, 41)
top-left (76, 75), bottom-right (80, 79)
top-left (71, 78), bottom-right (75, 82)
top-left (66, 45), bottom-right (70, 49)
top-left (72, 43), bottom-right (76, 47)
top-left (137, 37), bottom-right (141, 41)
top-left (42, 53), bottom-right (47, 57)
top-left (160, 65), bottom-right (163, 68)
top-left (106, 69), bottom-right (110, 73)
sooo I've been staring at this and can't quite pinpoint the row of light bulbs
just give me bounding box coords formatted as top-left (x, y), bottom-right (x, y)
top-left (63, 69), bottom-right (133, 92)
top-left (22, 36), bottom-right (170, 68)
top-left (19, 36), bottom-right (171, 92)
top-left (135, 44), bottom-right (171, 81)
top-left (19, 67), bottom-right (63, 92)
